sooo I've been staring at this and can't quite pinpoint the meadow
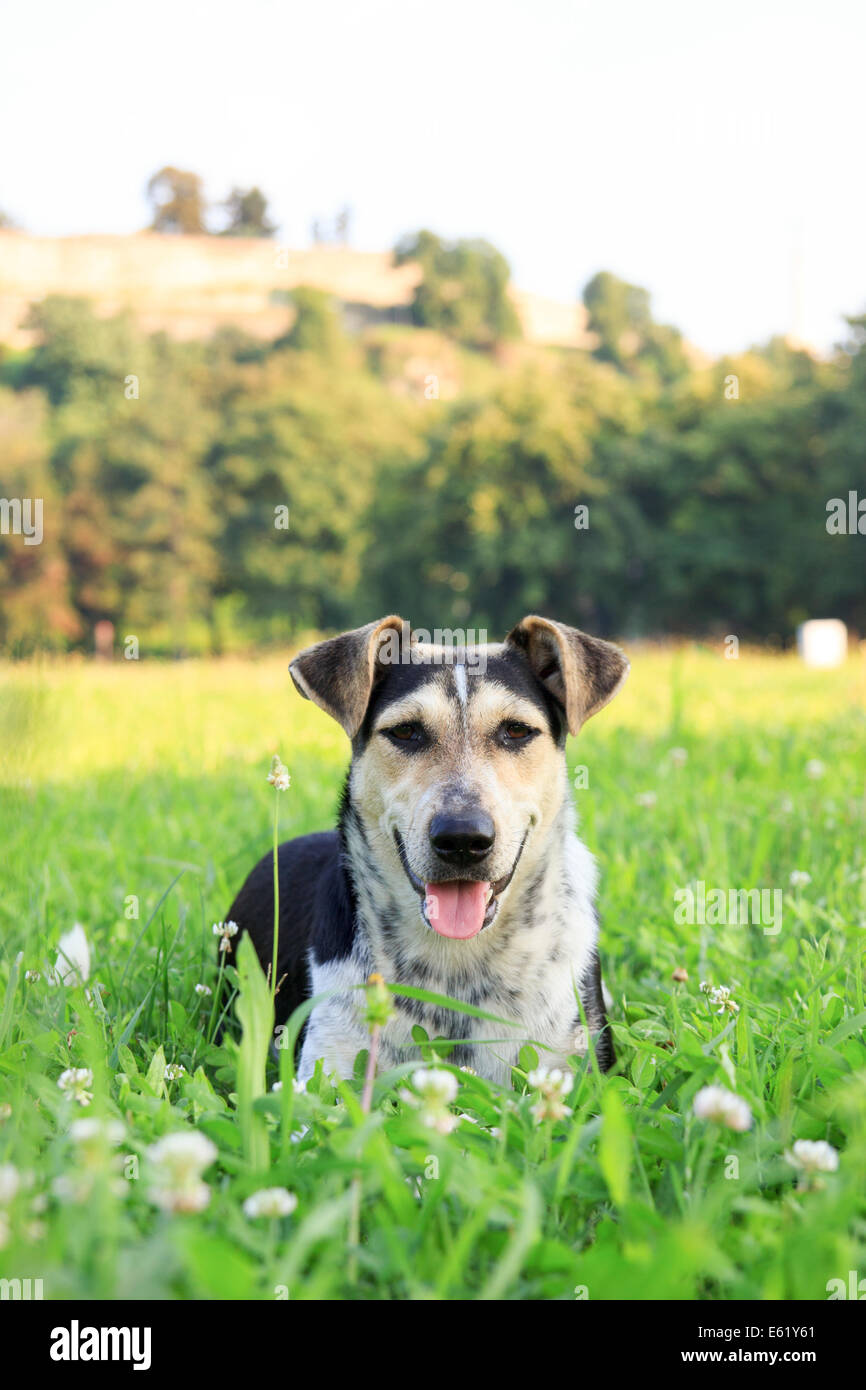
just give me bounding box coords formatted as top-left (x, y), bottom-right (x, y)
top-left (0, 644), bottom-right (864, 1300)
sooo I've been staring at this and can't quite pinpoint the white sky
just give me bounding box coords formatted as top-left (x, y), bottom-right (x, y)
top-left (1, 0), bottom-right (863, 356)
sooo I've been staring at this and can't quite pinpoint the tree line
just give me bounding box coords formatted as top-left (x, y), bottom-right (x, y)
top-left (0, 246), bottom-right (864, 655)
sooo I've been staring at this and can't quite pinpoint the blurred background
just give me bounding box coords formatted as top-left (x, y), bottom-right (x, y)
top-left (0, 0), bottom-right (865, 656)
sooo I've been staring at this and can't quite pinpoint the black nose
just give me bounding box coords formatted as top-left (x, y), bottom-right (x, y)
top-left (429, 811), bottom-right (495, 866)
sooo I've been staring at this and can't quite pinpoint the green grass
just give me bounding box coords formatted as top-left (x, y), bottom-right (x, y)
top-left (0, 646), bottom-right (864, 1300)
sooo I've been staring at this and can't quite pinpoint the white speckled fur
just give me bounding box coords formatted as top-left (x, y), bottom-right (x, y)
top-left (290, 627), bottom-right (625, 1087)
top-left (299, 773), bottom-right (602, 1086)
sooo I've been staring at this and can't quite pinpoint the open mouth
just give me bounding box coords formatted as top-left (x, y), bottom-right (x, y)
top-left (394, 829), bottom-right (527, 940)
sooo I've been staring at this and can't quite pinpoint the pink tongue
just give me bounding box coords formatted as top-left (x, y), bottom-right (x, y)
top-left (424, 880), bottom-right (490, 939)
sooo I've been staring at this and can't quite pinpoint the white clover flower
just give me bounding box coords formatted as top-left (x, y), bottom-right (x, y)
top-left (212, 920), bottom-right (239, 953)
top-left (406, 1068), bottom-right (459, 1134)
top-left (789, 870), bottom-right (812, 887)
top-left (54, 924), bottom-right (91, 987)
top-left (528, 1066), bottom-right (574, 1123)
top-left (69, 1117), bottom-right (124, 1147)
top-left (267, 755), bottom-right (291, 792)
top-left (635, 791), bottom-right (658, 808)
top-left (413, 1068), bottom-right (459, 1104)
top-left (164, 1064), bottom-right (186, 1082)
top-left (57, 1068), bottom-right (94, 1106)
top-left (805, 759), bottom-right (825, 780)
top-left (194, 983), bottom-right (212, 996)
top-left (418, 1110), bottom-right (456, 1136)
top-left (52, 1173), bottom-right (92, 1204)
top-left (147, 1130), bottom-right (216, 1174)
top-left (785, 1139), bottom-right (839, 1176)
top-left (779, 795), bottom-right (795, 814)
top-left (272, 1077), bottom-right (306, 1094)
top-left (700, 981), bottom-right (739, 1015)
top-left (527, 1066), bottom-right (574, 1094)
top-left (0, 1164), bottom-right (20, 1204)
top-left (0, 1104), bottom-right (11, 1122)
top-left (243, 1187), bottom-right (298, 1219)
top-left (707, 984), bottom-right (739, 1016)
top-left (669, 747), bottom-right (688, 766)
top-left (150, 1180), bottom-right (211, 1214)
top-left (693, 1084), bottom-right (752, 1132)
top-left (146, 1130), bottom-right (217, 1215)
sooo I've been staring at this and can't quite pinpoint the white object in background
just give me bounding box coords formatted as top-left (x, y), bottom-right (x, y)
top-left (797, 619), bottom-right (848, 668)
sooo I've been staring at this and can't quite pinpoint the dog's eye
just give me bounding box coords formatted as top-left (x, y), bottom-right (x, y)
top-left (501, 721), bottom-right (535, 743)
top-left (384, 722), bottom-right (425, 747)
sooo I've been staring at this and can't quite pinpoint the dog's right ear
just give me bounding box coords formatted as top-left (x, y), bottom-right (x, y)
top-left (289, 615), bottom-right (408, 738)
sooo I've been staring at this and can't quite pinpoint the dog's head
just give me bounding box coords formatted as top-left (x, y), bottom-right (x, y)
top-left (290, 616), bottom-right (628, 941)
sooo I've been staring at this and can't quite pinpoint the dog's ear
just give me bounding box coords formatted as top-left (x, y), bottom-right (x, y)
top-left (505, 615), bottom-right (629, 735)
top-left (289, 615), bottom-right (409, 738)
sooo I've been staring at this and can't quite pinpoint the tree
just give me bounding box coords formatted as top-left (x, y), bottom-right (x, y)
top-left (146, 167), bottom-right (208, 234)
top-left (0, 389), bottom-right (79, 651)
top-left (279, 287), bottom-right (345, 356)
top-left (582, 270), bottom-right (689, 382)
top-left (221, 186), bottom-right (276, 238)
top-left (364, 365), bottom-right (614, 633)
top-left (19, 296), bottom-right (141, 405)
top-left (208, 350), bottom-right (419, 634)
top-left (394, 230), bottom-right (522, 349)
top-left (4, 272), bottom-right (866, 653)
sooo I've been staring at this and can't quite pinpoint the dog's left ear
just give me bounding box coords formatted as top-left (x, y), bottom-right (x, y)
top-left (505, 615), bottom-right (629, 735)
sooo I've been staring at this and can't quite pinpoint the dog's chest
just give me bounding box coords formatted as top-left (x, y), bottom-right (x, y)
top-left (299, 833), bottom-right (599, 1086)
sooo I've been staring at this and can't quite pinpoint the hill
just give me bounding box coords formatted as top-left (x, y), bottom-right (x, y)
top-left (0, 231), bottom-right (593, 349)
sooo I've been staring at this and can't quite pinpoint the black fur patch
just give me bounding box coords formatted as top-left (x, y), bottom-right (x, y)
top-left (221, 828), bottom-right (355, 1035)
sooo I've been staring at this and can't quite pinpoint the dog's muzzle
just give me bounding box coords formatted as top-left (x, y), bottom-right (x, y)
top-left (394, 828), bottom-right (527, 939)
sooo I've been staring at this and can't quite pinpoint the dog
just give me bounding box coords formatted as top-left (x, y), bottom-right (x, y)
top-left (224, 615), bottom-right (628, 1086)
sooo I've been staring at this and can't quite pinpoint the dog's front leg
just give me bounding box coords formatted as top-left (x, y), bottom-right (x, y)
top-left (297, 988), bottom-right (371, 1084)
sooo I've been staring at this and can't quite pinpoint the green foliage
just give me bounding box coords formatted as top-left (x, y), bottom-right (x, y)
top-left (220, 186), bottom-right (276, 238)
top-left (583, 269), bottom-right (691, 381)
top-left (279, 287), bottom-right (344, 355)
top-left (1, 291), bottom-right (865, 652)
top-left (395, 229), bottom-right (522, 348)
top-left (233, 934), bottom-right (273, 1171)
top-left (146, 167), bottom-right (208, 235)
